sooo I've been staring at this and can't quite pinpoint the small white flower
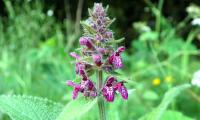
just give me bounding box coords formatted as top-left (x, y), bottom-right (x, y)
top-left (191, 18), bottom-right (200, 26)
top-left (47, 10), bottom-right (54, 17)
top-left (191, 70), bottom-right (200, 87)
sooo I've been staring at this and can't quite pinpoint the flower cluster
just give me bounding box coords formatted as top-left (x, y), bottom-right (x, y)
top-left (66, 3), bottom-right (128, 102)
top-left (102, 76), bottom-right (128, 102)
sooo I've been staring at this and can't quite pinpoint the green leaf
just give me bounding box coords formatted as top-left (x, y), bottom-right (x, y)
top-left (0, 95), bottom-right (63, 120)
top-left (56, 98), bottom-right (97, 120)
top-left (106, 18), bottom-right (116, 28)
top-left (161, 110), bottom-right (194, 120)
top-left (105, 5), bottom-right (109, 12)
top-left (133, 21), bottom-right (151, 33)
top-left (139, 31), bottom-right (159, 42)
top-left (143, 90), bottom-right (159, 101)
top-left (88, 8), bottom-right (93, 17)
top-left (186, 4), bottom-right (200, 18)
top-left (139, 84), bottom-right (191, 120)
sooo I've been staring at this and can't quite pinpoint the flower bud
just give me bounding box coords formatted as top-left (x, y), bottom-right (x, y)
top-left (66, 80), bottom-right (81, 100)
top-left (66, 80), bottom-right (75, 86)
top-left (70, 52), bottom-right (80, 59)
top-left (117, 46), bottom-right (125, 54)
top-left (91, 23), bottom-right (97, 30)
top-left (108, 54), bottom-right (123, 69)
top-left (105, 31), bottom-right (113, 38)
top-left (106, 76), bottom-right (117, 85)
top-left (95, 34), bottom-right (103, 41)
top-left (92, 54), bottom-right (102, 66)
top-left (98, 27), bottom-right (106, 34)
top-left (97, 48), bottom-right (106, 54)
top-left (79, 37), bottom-right (94, 49)
top-left (97, 19), bottom-right (103, 26)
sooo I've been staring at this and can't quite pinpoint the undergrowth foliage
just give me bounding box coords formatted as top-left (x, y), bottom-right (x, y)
top-left (0, 1), bottom-right (199, 120)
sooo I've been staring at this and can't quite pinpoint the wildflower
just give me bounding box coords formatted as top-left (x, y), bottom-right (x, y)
top-left (66, 80), bottom-right (81, 99)
top-left (105, 31), bottom-right (113, 38)
top-left (67, 79), bottom-right (97, 99)
top-left (108, 46), bottom-right (125, 69)
top-left (191, 70), bottom-right (200, 87)
top-left (92, 54), bottom-right (102, 66)
top-left (97, 48), bottom-right (106, 54)
top-left (75, 62), bottom-right (85, 75)
top-left (70, 52), bottom-right (80, 59)
top-left (165, 75), bottom-right (173, 83)
top-left (152, 78), bottom-right (161, 86)
top-left (102, 76), bottom-right (128, 102)
top-left (115, 82), bottom-right (128, 100)
top-left (79, 37), bottom-right (95, 50)
top-left (95, 34), bottom-right (103, 41)
top-left (66, 3), bottom-right (128, 102)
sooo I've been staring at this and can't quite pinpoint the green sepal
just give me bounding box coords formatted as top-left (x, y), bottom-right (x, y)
top-left (80, 21), bottom-right (96, 34)
top-left (106, 18), bottom-right (116, 28)
top-left (107, 37), bottom-right (125, 44)
top-left (105, 5), bottom-right (109, 12)
top-left (88, 8), bottom-right (93, 17)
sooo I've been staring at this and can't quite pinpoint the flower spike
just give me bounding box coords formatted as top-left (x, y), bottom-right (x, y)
top-left (66, 3), bottom-right (128, 103)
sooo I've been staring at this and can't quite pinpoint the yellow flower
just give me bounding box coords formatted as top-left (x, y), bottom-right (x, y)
top-left (165, 75), bottom-right (173, 83)
top-left (152, 78), bottom-right (161, 86)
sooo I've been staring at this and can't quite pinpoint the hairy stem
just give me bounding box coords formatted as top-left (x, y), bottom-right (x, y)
top-left (97, 70), bottom-right (106, 120)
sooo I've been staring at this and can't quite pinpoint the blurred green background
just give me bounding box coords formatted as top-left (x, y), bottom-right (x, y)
top-left (0, 0), bottom-right (200, 119)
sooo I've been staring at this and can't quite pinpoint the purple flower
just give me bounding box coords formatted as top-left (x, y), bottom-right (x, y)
top-left (105, 31), bottom-right (113, 38)
top-left (79, 69), bottom-right (87, 79)
top-left (92, 54), bottom-right (102, 66)
top-left (97, 48), bottom-right (106, 54)
top-left (93, 3), bottom-right (105, 17)
top-left (102, 76), bottom-right (128, 102)
top-left (116, 46), bottom-right (125, 54)
top-left (102, 76), bottom-right (117, 102)
top-left (98, 27), bottom-right (106, 34)
top-left (83, 80), bottom-right (97, 98)
top-left (102, 86), bottom-right (115, 102)
top-left (66, 80), bottom-right (82, 99)
top-left (80, 79), bottom-right (97, 98)
top-left (95, 34), bottom-right (103, 41)
top-left (108, 46), bottom-right (125, 69)
top-left (106, 76), bottom-right (117, 85)
top-left (70, 52), bottom-right (80, 59)
top-left (75, 62), bottom-right (84, 74)
top-left (97, 19), bottom-right (103, 26)
top-left (67, 79), bottom-right (97, 99)
top-left (92, 23), bottom-right (97, 30)
top-left (79, 37), bottom-right (94, 50)
top-left (114, 82), bottom-right (128, 100)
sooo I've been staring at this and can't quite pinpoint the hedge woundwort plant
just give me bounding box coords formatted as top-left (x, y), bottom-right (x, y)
top-left (66, 3), bottom-right (128, 120)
